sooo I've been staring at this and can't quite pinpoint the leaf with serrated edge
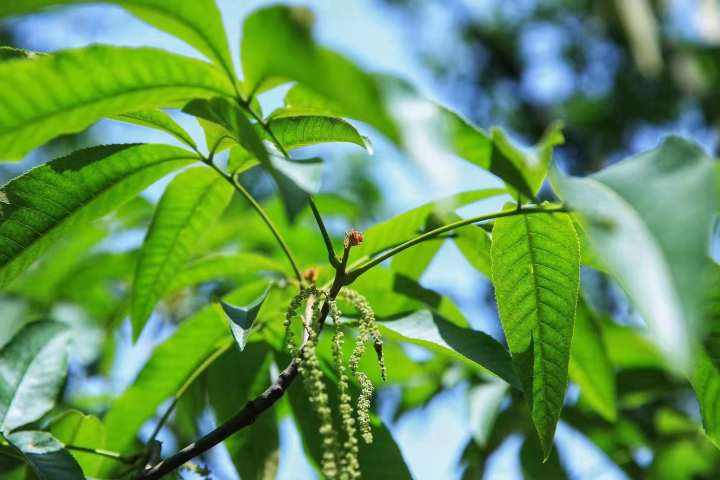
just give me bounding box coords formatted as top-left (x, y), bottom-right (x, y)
top-left (491, 211), bottom-right (580, 457)
top-left (113, 110), bottom-right (197, 150)
top-left (131, 166), bottom-right (233, 337)
top-left (266, 116), bottom-right (370, 152)
top-left (0, 322), bottom-right (69, 433)
top-left (0, 144), bottom-right (195, 288)
top-left (0, 0), bottom-right (235, 83)
top-left (0, 46), bottom-right (234, 160)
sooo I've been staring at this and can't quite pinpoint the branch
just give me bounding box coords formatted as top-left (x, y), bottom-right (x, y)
top-left (346, 204), bottom-right (568, 280)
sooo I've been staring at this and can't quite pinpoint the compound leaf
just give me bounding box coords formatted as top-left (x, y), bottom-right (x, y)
top-left (491, 211), bottom-right (580, 458)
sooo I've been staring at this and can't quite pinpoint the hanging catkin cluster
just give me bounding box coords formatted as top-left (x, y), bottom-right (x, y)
top-left (283, 285), bottom-right (386, 480)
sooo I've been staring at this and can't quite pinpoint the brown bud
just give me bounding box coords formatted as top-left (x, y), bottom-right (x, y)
top-left (345, 228), bottom-right (364, 247)
top-left (302, 267), bottom-right (319, 284)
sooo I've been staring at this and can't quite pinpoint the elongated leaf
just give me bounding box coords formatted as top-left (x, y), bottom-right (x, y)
top-left (0, 322), bottom-right (69, 433)
top-left (550, 136), bottom-right (716, 369)
top-left (3, 431), bottom-right (83, 480)
top-left (379, 310), bottom-right (520, 388)
top-left (0, 0), bottom-right (235, 82)
top-left (113, 110), bottom-right (197, 150)
top-left (241, 5), bottom-right (398, 141)
top-left (569, 302), bottom-right (616, 422)
top-left (50, 411), bottom-right (106, 476)
top-left (491, 211), bottom-right (580, 457)
top-left (0, 144), bottom-right (195, 287)
top-left (691, 349), bottom-right (720, 448)
top-left (349, 188), bottom-right (506, 265)
top-left (0, 46), bottom-right (234, 159)
top-left (207, 344), bottom-right (278, 480)
top-left (102, 306), bottom-right (229, 457)
top-left (131, 166), bottom-right (233, 337)
top-left (266, 116), bottom-right (370, 152)
top-left (269, 83), bottom-right (343, 120)
top-left (520, 434), bottom-right (568, 479)
top-left (167, 252), bottom-right (287, 294)
top-left (220, 285), bottom-right (270, 351)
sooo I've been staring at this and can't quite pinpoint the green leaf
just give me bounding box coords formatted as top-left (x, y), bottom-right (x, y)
top-left (379, 310), bottom-right (520, 388)
top-left (491, 211), bottom-right (580, 457)
top-left (550, 136), bottom-right (717, 369)
top-left (268, 84), bottom-right (343, 120)
top-left (166, 252), bottom-right (288, 294)
top-left (3, 431), bottom-right (84, 480)
top-left (241, 5), bottom-right (398, 141)
top-left (112, 110), bottom-right (197, 150)
top-left (0, 46), bottom-right (234, 160)
top-left (0, 47), bottom-right (42, 62)
top-left (0, 322), bottom-right (70, 433)
top-left (49, 411), bottom-right (106, 476)
top-left (183, 97), bottom-right (320, 220)
top-left (0, 0), bottom-right (235, 82)
top-left (0, 143), bottom-right (195, 288)
top-left (219, 285), bottom-right (271, 351)
top-left (691, 348), bottom-right (720, 448)
top-left (207, 344), bottom-right (278, 480)
top-left (102, 305), bottom-right (229, 458)
top-left (266, 116), bottom-right (370, 152)
top-left (349, 188), bottom-right (506, 265)
top-left (569, 302), bottom-right (617, 422)
top-left (131, 166), bottom-right (233, 337)
top-left (520, 434), bottom-right (568, 480)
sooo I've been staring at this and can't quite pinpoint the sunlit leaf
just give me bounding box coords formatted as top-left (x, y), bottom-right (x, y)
top-left (266, 116), bottom-right (370, 152)
top-left (241, 5), bottom-right (398, 141)
top-left (112, 110), bottom-right (197, 150)
top-left (0, 0), bottom-right (235, 82)
top-left (569, 302), bottom-right (616, 422)
top-left (49, 411), bottom-right (106, 476)
top-left (551, 136), bottom-right (717, 369)
top-left (0, 46), bottom-right (234, 160)
top-left (0, 322), bottom-right (69, 433)
top-left (491, 210), bottom-right (580, 457)
top-left (131, 166), bottom-right (233, 337)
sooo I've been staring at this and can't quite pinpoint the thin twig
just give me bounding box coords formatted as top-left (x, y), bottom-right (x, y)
top-left (65, 445), bottom-right (138, 465)
top-left (309, 199), bottom-right (340, 268)
top-left (202, 157), bottom-right (304, 284)
top-left (346, 205), bottom-right (567, 280)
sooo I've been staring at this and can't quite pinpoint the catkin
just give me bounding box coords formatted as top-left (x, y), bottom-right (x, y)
top-left (329, 299), bottom-right (361, 479)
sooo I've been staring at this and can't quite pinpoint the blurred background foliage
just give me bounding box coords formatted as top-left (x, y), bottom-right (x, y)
top-left (1, 1), bottom-right (720, 479)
